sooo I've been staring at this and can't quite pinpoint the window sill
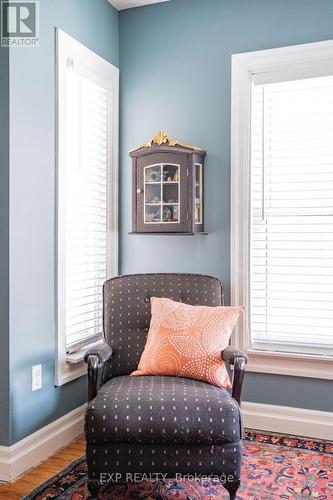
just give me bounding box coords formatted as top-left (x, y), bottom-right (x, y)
top-left (66, 339), bottom-right (103, 365)
top-left (55, 339), bottom-right (103, 387)
top-left (243, 348), bottom-right (333, 380)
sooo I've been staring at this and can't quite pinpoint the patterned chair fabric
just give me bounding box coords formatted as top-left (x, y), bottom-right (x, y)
top-left (85, 274), bottom-right (246, 500)
top-left (102, 273), bottom-right (223, 382)
top-left (86, 375), bottom-right (242, 445)
top-left (86, 442), bottom-right (242, 483)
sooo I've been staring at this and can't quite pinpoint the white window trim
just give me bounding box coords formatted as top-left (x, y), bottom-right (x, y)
top-left (231, 39), bottom-right (333, 380)
top-left (55, 29), bottom-right (119, 386)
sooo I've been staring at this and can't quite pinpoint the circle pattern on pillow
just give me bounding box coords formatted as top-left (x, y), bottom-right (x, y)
top-left (131, 297), bottom-right (244, 388)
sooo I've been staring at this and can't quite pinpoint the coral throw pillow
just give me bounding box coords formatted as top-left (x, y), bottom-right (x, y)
top-left (131, 297), bottom-right (244, 389)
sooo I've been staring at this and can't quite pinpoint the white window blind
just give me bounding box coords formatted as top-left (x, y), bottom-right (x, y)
top-left (250, 75), bottom-right (333, 356)
top-left (56, 29), bottom-right (118, 386)
top-left (64, 68), bottom-right (108, 352)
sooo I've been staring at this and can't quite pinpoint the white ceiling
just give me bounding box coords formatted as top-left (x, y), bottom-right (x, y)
top-left (109, 0), bottom-right (170, 11)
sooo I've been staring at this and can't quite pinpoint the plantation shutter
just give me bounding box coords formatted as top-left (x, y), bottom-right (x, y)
top-left (64, 62), bottom-right (109, 352)
top-left (250, 75), bottom-right (333, 356)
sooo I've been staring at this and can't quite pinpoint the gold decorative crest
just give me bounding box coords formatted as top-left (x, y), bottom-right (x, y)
top-left (130, 131), bottom-right (206, 153)
top-left (145, 131), bottom-right (178, 147)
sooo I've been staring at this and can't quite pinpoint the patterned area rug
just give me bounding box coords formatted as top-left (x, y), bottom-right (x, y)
top-left (23, 431), bottom-right (333, 499)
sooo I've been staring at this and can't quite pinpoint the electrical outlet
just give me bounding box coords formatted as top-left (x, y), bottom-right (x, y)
top-left (32, 364), bottom-right (42, 391)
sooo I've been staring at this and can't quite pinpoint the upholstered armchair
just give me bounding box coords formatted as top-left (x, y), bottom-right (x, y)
top-left (84, 274), bottom-right (248, 499)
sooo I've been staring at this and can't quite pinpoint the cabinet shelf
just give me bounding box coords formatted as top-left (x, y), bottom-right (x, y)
top-left (129, 232), bottom-right (208, 236)
top-left (145, 181), bottom-right (179, 185)
top-left (145, 202), bottom-right (180, 206)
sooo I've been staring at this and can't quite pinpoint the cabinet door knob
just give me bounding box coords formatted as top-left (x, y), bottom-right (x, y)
top-left (137, 188), bottom-right (143, 194)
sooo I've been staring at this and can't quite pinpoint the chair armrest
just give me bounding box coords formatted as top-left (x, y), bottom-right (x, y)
top-left (222, 346), bottom-right (248, 406)
top-left (84, 342), bottom-right (113, 364)
top-left (84, 343), bottom-right (113, 401)
top-left (222, 345), bottom-right (248, 366)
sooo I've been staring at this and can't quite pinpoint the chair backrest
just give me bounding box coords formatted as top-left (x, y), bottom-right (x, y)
top-left (102, 273), bottom-right (223, 378)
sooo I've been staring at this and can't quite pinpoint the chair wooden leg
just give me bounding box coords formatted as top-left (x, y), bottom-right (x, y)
top-left (87, 479), bottom-right (101, 498)
top-left (225, 479), bottom-right (240, 500)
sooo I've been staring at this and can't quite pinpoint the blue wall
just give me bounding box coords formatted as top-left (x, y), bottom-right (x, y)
top-left (119, 0), bottom-right (333, 412)
top-left (0, 45), bottom-right (10, 446)
top-left (3, 0), bottom-right (333, 447)
top-left (7, 0), bottom-right (119, 445)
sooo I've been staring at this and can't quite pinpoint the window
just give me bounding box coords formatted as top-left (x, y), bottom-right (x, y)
top-left (231, 40), bottom-right (333, 379)
top-left (56, 30), bottom-right (118, 386)
top-left (251, 76), bottom-right (333, 356)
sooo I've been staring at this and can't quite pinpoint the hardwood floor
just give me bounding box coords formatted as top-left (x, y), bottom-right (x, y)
top-left (0, 435), bottom-right (85, 500)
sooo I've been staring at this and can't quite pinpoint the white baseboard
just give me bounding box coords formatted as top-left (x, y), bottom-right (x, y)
top-left (243, 402), bottom-right (333, 440)
top-left (0, 404), bottom-right (86, 482)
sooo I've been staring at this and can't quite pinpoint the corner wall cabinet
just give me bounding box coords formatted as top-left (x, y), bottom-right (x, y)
top-left (130, 131), bottom-right (206, 234)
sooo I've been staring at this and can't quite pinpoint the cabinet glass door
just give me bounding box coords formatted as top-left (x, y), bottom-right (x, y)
top-left (144, 164), bottom-right (180, 224)
top-left (195, 163), bottom-right (202, 224)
